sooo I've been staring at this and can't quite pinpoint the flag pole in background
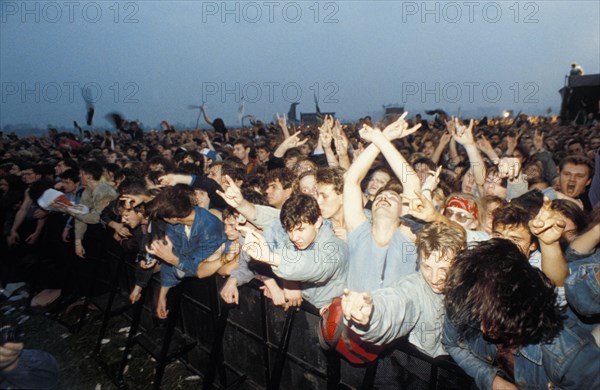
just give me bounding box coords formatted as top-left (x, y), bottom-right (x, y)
top-left (314, 93), bottom-right (323, 126)
top-left (238, 96), bottom-right (245, 126)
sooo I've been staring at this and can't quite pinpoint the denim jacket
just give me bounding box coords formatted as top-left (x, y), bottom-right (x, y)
top-left (442, 317), bottom-right (600, 390)
top-left (160, 206), bottom-right (226, 287)
top-left (565, 256), bottom-right (600, 318)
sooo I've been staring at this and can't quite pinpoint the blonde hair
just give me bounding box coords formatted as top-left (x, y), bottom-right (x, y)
top-left (416, 222), bottom-right (466, 261)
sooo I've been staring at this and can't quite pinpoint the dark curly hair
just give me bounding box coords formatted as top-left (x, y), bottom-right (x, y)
top-left (492, 203), bottom-right (535, 232)
top-left (280, 193), bottom-right (321, 232)
top-left (444, 239), bottom-right (563, 349)
top-left (145, 184), bottom-right (194, 220)
top-left (265, 168), bottom-right (296, 190)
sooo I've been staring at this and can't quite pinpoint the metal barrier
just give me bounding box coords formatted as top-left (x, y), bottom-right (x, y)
top-left (97, 253), bottom-right (473, 389)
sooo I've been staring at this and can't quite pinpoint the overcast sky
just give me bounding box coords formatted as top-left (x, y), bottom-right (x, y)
top-left (1, 1), bottom-right (598, 130)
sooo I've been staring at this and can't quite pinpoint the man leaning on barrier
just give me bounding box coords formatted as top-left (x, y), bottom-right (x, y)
top-left (218, 177), bottom-right (348, 312)
top-left (144, 185), bottom-right (228, 319)
top-left (341, 221), bottom-right (466, 357)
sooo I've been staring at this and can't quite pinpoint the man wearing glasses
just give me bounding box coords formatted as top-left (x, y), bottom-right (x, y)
top-left (442, 193), bottom-right (490, 244)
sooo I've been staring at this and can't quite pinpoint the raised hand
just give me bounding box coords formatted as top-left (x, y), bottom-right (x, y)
top-left (421, 166), bottom-right (442, 194)
top-left (448, 117), bottom-right (475, 146)
top-left (276, 113), bottom-right (287, 129)
top-left (322, 114), bottom-right (334, 131)
top-left (223, 240), bottom-right (240, 263)
top-left (382, 112), bottom-right (422, 140)
top-left (505, 130), bottom-right (521, 153)
top-left (476, 134), bottom-right (494, 155)
top-left (401, 190), bottom-right (439, 222)
top-left (332, 120), bottom-right (349, 151)
top-left (284, 131), bottom-right (309, 148)
top-left (358, 124), bottom-right (384, 144)
top-left (352, 142), bottom-right (365, 160)
top-left (533, 129), bottom-right (545, 152)
top-left (216, 175), bottom-right (244, 208)
top-left (529, 197), bottom-right (566, 246)
top-left (120, 194), bottom-right (146, 209)
top-left (319, 119), bottom-right (334, 149)
top-left (439, 131), bottom-right (452, 146)
top-left (341, 288), bottom-right (373, 325)
top-left (497, 157), bottom-right (522, 180)
top-left (237, 226), bottom-right (271, 263)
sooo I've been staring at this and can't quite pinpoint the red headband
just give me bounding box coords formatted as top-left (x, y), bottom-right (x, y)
top-left (446, 196), bottom-right (478, 219)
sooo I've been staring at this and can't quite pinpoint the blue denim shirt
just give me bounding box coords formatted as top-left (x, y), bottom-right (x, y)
top-left (565, 254), bottom-right (600, 318)
top-left (442, 317), bottom-right (600, 390)
top-left (160, 206), bottom-right (226, 287)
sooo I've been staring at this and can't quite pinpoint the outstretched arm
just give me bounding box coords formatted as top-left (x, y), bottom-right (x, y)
top-left (333, 120), bottom-right (351, 169)
top-left (449, 118), bottom-right (486, 190)
top-left (476, 134), bottom-right (500, 164)
top-left (273, 131), bottom-right (308, 158)
top-left (319, 115), bottom-right (339, 167)
top-left (343, 140), bottom-right (380, 231)
top-left (431, 131), bottom-right (451, 165)
top-left (276, 113), bottom-right (291, 139)
top-left (343, 283), bottom-right (428, 347)
top-left (366, 125), bottom-right (421, 200)
top-left (200, 104), bottom-right (213, 126)
top-left (341, 288), bottom-right (373, 325)
top-left (344, 114), bottom-right (421, 231)
top-left (529, 197), bottom-right (568, 287)
top-left (569, 216), bottom-right (600, 255)
top-left (216, 175), bottom-right (257, 221)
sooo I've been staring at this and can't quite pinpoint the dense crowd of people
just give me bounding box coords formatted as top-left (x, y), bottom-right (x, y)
top-left (1, 106), bottom-right (599, 389)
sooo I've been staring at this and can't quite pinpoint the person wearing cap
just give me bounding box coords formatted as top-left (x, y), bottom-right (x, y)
top-left (201, 148), bottom-right (220, 166)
